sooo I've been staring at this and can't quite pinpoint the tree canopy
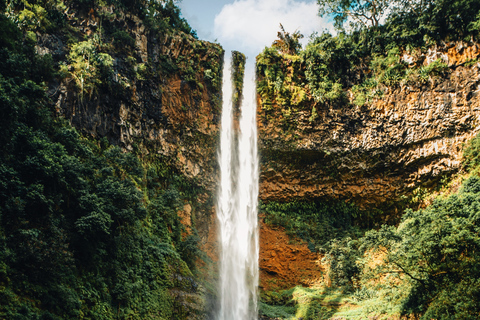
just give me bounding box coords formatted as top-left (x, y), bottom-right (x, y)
top-left (317, 0), bottom-right (391, 29)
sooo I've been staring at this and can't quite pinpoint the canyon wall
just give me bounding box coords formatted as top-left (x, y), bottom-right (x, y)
top-left (31, 7), bottom-right (224, 317)
top-left (255, 42), bottom-right (480, 296)
top-left (36, 6), bottom-right (224, 248)
top-left (258, 42), bottom-right (480, 211)
top-left (38, 7), bottom-right (223, 191)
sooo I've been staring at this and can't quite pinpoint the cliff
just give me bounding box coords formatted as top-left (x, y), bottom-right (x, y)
top-left (36, 1), bottom-right (224, 261)
top-left (256, 17), bottom-right (480, 316)
top-left (39, 7), bottom-right (223, 190)
top-left (258, 41), bottom-right (480, 212)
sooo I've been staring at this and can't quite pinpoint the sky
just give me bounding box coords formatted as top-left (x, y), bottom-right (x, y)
top-left (179, 0), bottom-right (334, 60)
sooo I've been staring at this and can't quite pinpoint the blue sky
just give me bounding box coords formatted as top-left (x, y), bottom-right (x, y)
top-left (179, 0), bottom-right (229, 42)
top-left (179, 0), bottom-right (334, 59)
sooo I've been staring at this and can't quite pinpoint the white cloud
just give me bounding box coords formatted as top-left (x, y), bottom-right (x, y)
top-left (214, 0), bottom-right (334, 58)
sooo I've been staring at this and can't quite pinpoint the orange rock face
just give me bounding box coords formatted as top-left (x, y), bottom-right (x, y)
top-left (259, 218), bottom-right (323, 291)
top-left (258, 41), bottom-right (480, 211)
top-left (200, 212), bottom-right (219, 264)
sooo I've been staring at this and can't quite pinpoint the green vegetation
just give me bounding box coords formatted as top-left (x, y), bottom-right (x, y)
top-left (5, 0), bottom-right (196, 37)
top-left (361, 174), bottom-right (480, 319)
top-left (143, 0), bottom-right (197, 37)
top-left (272, 24), bottom-right (304, 55)
top-left (232, 51), bottom-right (246, 110)
top-left (0, 2), bottom-right (214, 318)
top-left (260, 287), bottom-right (351, 319)
top-left (317, 0), bottom-right (389, 29)
top-left (67, 39), bottom-right (114, 97)
top-left (4, 0), bottom-right (222, 102)
top-left (256, 47), bottom-right (307, 112)
top-left (462, 133), bottom-right (480, 171)
top-left (261, 200), bottom-right (362, 249)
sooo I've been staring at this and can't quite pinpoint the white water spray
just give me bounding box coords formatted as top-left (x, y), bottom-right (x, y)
top-left (217, 54), bottom-right (259, 319)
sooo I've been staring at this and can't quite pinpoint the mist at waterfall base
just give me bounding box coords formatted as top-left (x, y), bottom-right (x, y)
top-left (216, 54), bottom-right (259, 319)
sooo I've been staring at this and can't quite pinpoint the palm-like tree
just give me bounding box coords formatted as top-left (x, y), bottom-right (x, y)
top-left (272, 24), bottom-right (304, 55)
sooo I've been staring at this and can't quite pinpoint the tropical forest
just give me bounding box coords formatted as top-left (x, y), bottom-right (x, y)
top-left (1, 0), bottom-right (480, 319)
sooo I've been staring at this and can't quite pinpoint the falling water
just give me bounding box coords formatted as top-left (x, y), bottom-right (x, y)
top-left (217, 54), bottom-right (259, 319)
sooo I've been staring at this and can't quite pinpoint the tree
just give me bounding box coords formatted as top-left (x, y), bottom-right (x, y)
top-left (363, 175), bottom-right (480, 318)
top-left (317, 0), bottom-right (390, 29)
top-left (272, 24), bottom-right (304, 55)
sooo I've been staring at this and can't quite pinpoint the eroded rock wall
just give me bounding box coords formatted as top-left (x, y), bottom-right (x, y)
top-left (34, 9), bottom-right (223, 316)
top-left (39, 8), bottom-right (223, 192)
top-left (259, 219), bottom-right (323, 291)
top-left (259, 43), bottom-right (480, 210)
top-left (35, 8), bottom-right (224, 263)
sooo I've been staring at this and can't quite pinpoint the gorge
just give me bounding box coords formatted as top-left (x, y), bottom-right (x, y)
top-left (1, 0), bottom-right (480, 319)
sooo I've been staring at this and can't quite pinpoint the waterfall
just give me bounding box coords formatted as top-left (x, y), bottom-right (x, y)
top-left (217, 54), bottom-right (259, 319)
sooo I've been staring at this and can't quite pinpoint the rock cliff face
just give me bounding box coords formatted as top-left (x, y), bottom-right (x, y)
top-left (38, 7), bottom-right (223, 192)
top-left (259, 219), bottom-right (323, 291)
top-left (258, 42), bottom-right (480, 210)
top-left (35, 7), bottom-right (224, 261)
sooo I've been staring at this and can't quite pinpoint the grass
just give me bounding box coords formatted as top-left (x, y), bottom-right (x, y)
top-left (259, 285), bottom-right (405, 319)
top-left (260, 286), bottom-right (349, 319)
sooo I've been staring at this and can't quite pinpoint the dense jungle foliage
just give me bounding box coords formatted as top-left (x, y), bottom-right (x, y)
top-left (0, 1), bottom-right (214, 319)
top-left (3, 0), bottom-right (222, 101)
top-left (257, 0), bottom-right (480, 117)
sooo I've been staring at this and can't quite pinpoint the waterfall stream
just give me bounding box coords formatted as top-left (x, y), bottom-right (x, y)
top-left (217, 54), bottom-right (259, 319)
